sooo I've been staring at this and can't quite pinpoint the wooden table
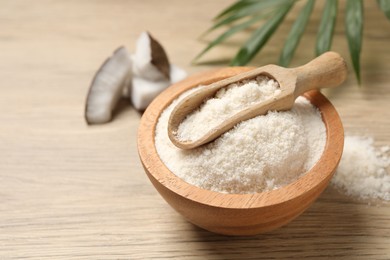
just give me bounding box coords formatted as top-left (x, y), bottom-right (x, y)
top-left (1, 0), bottom-right (389, 259)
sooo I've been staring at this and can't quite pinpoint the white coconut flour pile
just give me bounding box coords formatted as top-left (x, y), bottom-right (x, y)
top-left (155, 78), bottom-right (326, 194)
top-left (177, 76), bottom-right (281, 141)
top-left (332, 135), bottom-right (390, 201)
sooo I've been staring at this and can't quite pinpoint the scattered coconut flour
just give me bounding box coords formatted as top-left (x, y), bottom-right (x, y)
top-left (176, 76), bottom-right (281, 141)
top-left (155, 86), bottom-right (326, 194)
top-left (332, 135), bottom-right (390, 201)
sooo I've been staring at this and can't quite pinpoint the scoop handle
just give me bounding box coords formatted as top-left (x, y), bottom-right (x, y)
top-left (292, 51), bottom-right (348, 96)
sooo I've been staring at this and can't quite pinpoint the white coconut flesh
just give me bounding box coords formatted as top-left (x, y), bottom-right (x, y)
top-left (131, 64), bottom-right (187, 111)
top-left (131, 77), bottom-right (170, 111)
top-left (85, 46), bottom-right (132, 124)
top-left (169, 64), bottom-right (187, 84)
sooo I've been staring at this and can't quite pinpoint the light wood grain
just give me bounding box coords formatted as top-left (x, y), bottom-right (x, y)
top-left (0, 0), bottom-right (389, 259)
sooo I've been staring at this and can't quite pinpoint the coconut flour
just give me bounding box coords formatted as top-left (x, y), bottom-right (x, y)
top-left (155, 79), bottom-right (326, 194)
top-left (332, 135), bottom-right (390, 201)
top-left (176, 76), bottom-right (281, 141)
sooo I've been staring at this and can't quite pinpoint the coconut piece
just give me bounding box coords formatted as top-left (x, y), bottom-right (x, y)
top-left (131, 77), bottom-right (170, 111)
top-left (122, 81), bottom-right (131, 98)
top-left (170, 64), bottom-right (187, 84)
top-left (131, 64), bottom-right (187, 111)
top-left (121, 53), bottom-right (135, 98)
top-left (132, 31), bottom-right (170, 81)
top-left (85, 46), bottom-right (132, 124)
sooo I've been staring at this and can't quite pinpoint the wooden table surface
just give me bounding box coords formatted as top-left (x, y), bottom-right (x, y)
top-left (1, 0), bottom-right (389, 259)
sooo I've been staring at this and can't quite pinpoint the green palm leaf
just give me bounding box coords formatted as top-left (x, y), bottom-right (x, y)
top-left (377, 0), bottom-right (390, 19)
top-left (231, 1), bottom-right (294, 66)
top-left (214, 0), bottom-right (260, 21)
top-left (193, 16), bottom-right (264, 63)
top-left (279, 0), bottom-right (315, 67)
top-left (316, 0), bottom-right (338, 55)
top-left (205, 0), bottom-right (292, 36)
top-left (197, 0), bottom-right (388, 83)
top-left (345, 0), bottom-right (363, 83)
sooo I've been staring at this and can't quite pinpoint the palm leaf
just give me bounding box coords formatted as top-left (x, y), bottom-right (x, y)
top-left (193, 16), bottom-right (264, 63)
top-left (214, 0), bottom-right (260, 21)
top-left (316, 0), bottom-right (338, 55)
top-left (231, 1), bottom-right (294, 66)
top-left (345, 0), bottom-right (363, 83)
top-left (377, 0), bottom-right (390, 19)
top-left (204, 0), bottom-right (292, 36)
top-left (279, 0), bottom-right (315, 67)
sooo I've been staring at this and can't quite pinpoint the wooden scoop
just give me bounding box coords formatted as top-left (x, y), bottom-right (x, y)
top-left (168, 51), bottom-right (347, 149)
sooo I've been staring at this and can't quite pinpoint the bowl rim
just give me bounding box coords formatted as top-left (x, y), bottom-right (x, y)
top-left (137, 67), bottom-right (344, 209)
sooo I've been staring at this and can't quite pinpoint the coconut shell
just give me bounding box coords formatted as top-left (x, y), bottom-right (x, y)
top-left (148, 32), bottom-right (170, 80)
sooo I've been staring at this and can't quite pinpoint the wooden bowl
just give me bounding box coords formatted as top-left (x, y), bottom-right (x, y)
top-left (137, 67), bottom-right (344, 236)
